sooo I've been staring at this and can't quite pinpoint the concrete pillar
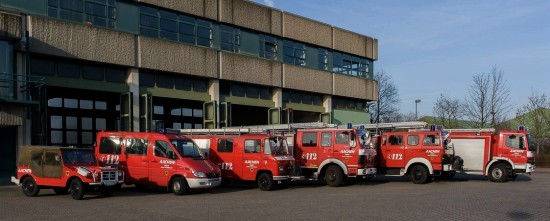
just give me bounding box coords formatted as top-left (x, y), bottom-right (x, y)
top-left (208, 79), bottom-right (219, 127)
top-left (15, 51), bottom-right (30, 146)
top-left (323, 95), bottom-right (332, 113)
top-left (272, 88), bottom-right (282, 108)
top-left (127, 68), bottom-right (140, 132)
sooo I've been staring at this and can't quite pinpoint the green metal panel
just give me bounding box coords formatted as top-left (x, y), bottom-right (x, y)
top-left (120, 92), bottom-right (133, 132)
top-left (42, 76), bottom-right (128, 93)
top-left (139, 93), bottom-right (152, 132)
top-left (116, 1), bottom-right (139, 34)
top-left (1, 0), bottom-right (47, 16)
top-left (320, 112), bottom-right (331, 124)
top-left (224, 96), bottom-right (273, 108)
top-left (240, 31), bottom-right (259, 56)
top-left (332, 109), bottom-right (371, 125)
top-left (284, 103), bottom-right (325, 113)
top-left (203, 101), bottom-right (217, 129)
top-left (141, 87), bottom-right (210, 102)
top-left (268, 107), bottom-right (281, 124)
top-left (219, 102), bottom-right (231, 128)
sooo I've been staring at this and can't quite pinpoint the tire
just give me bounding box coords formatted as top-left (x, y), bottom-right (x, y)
top-left (410, 165), bottom-right (429, 184)
top-left (53, 187), bottom-right (68, 195)
top-left (257, 173), bottom-right (274, 191)
top-left (171, 177), bottom-right (189, 195)
top-left (325, 165), bottom-right (344, 187)
top-left (100, 187), bottom-right (114, 197)
top-left (489, 163), bottom-right (509, 182)
top-left (22, 177), bottom-right (40, 197)
top-left (69, 179), bottom-right (85, 200)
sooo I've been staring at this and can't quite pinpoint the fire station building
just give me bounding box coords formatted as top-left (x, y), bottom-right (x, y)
top-left (0, 0), bottom-right (378, 184)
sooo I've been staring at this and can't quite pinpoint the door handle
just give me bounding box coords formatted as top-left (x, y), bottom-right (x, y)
top-left (333, 150), bottom-right (338, 152)
top-left (151, 160), bottom-right (157, 163)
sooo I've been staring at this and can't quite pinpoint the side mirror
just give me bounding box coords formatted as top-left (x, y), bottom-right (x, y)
top-left (55, 155), bottom-right (61, 162)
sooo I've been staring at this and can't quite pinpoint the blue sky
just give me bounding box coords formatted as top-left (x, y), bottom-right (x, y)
top-left (252, 0), bottom-right (550, 119)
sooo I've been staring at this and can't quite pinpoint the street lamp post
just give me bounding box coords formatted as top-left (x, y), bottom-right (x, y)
top-left (415, 99), bottom-right (421, 120)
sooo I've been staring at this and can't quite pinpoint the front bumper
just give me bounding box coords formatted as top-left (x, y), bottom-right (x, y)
top-left (358, 168), bottom-right (377, 175)
top-left (187, 177), bottom-right (222, 189)
top-left (11, 176), bottom-right (20, 185)
top-left (272, 175), bottom-right (290, 181)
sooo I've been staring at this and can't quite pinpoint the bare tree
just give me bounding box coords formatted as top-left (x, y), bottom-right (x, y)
top-left (464, 66), bottom-right (510, 128)
top-left (433, 94), bottom-right (463, 128)
top-left (516, 91), bottom-right (550, 139)
top-left (370, 70), bottom-right (400, 123)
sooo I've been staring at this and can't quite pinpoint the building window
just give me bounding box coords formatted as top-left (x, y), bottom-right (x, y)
top-left (332, 52), bottom-right (371, 78)
top-left (220, 25), bottom-right (240, 52)
top-left (283, 40), bottom-right (306, 66)
top-left (319, 48), bottom-right (328, 71)
top-left (260, 34), bottom-right (277, 60)
top-left (48, 0), bottom-right (116, 28)
top-left (139, 6), bottom-right (213, 47)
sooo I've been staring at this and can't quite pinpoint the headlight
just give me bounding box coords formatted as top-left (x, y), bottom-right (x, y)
top-left (278, 166), bottom-right (285, 172)
top-left (192, 170), bottom-right (206, 178)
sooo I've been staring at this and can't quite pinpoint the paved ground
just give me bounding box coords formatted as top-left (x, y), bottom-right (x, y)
top-left (1, 169), bottom-right (549, 221)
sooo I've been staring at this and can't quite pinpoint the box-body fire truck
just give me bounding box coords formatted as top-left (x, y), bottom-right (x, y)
top-left (447, 127), bottom-right (536, 182)
top-left (358, 122), bottom-right (535, 183)
top-left (94, 131), bottom-right (221, 195)
top-left (227, 123), bottom-right (378, 187)
top-left (168, 128), bottom-right (294, 191)
top-left (11, 146), bottom-right (124, 200)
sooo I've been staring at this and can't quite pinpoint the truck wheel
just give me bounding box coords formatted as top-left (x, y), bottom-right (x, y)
top-left (410, 165), bottom-right (429, 184)
top-left (22, 177), bottom-right (40, 197)
top-left (53, 187), bottom-right (68, 195)
top-left (100, 187), bottom-right (114, 197)
top-left (325, 165), bottom-right (344, 187)
top-left (257, 173), bottom-right (274, 191)
top-left (489, 163), bottom-right (509, 182)
top-left (69, 179), bottom-right (85, 200)
top-left (172, 177), bottom-right (189, 195)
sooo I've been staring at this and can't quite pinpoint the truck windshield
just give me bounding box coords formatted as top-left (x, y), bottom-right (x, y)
top-left (61, 149), bottom-right (96, 165)
top-left (171, 139), bottom-right (203, 158)
top-left (265, 137), bottom-right (289, 155)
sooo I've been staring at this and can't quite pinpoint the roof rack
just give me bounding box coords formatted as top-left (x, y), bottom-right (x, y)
top-left (444, 128), bottom-right (496, 133)
top-left (165, 128), bottom-right (253, 135)
top-left (339, 121), bottom-right (428, 131)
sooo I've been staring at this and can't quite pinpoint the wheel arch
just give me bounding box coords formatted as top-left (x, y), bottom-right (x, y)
top-left (318, 158), bottom-right (348, 177)
top-left (405, 158), bottom-right (434, 175)
top-left (485, 158), bottom-right (513, 175)
top-left (168, 174), bottom-right (184, 192)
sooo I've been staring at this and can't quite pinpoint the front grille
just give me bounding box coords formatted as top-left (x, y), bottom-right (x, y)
top-left (101, 171), bottom-right (118, 182)
top-left (206, 172), bottom-right (219, 178)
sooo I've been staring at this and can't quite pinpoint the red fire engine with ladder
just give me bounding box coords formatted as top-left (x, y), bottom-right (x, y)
top-left (225, 122), bottom-right (379, 187)
top-left (350, 122), bottom-right (535, 183)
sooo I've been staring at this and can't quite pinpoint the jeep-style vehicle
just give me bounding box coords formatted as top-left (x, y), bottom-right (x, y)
top-left (11, 146), bottom-right (124, 200)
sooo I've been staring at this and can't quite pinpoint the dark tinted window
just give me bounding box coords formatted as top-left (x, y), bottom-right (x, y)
top-left (58, 62), bottom-right (80, 78)
top-left (99, 136), bottom-right (122, 154)
top-left (175, 78), bottom-right (192, 91)
top-left (105, 67), bottom-right (125, 83)
top-left (140, 72), bottom-right (155, 87)
top-left (156, 75), bottom-right (174, 89)
top-left (31, 58), bottom-right (55, 76)
top-left (82, 65), bottom-right (104, 81)
top-left (217, 139), bottom-right (233, 153)
top-left (302, 132), bottom-right (317, 147)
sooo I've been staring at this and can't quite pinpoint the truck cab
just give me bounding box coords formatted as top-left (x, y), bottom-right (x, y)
top-left (376, 131), bottom-right (455, 184)
top-left (292, 128), bottom-right (377, 186)
top-left (12, 146), bottom-right (123, 200)
top-left (188, 133), bottom-right (294, 191)
top-left (95, 132), bottom-right (221, 195)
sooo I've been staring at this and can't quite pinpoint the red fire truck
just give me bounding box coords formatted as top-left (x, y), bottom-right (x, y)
top-left (359, 122), bottom-right (535, 183)
top-left (446, 127), bottom-right (536, 182)
top-left (11, 146), bottom-right (124, 200)
top-left (94, 131), bottom-right (221, 195)
top-left (168, 128), bottom-right (294, 191)
top-left (228, 123), bottom-right (378, 187)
